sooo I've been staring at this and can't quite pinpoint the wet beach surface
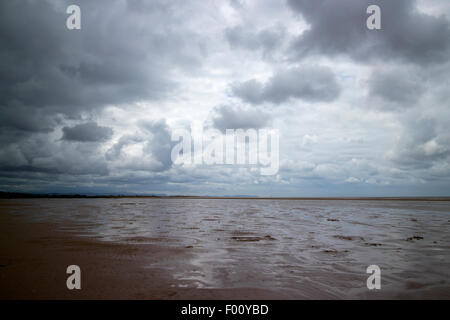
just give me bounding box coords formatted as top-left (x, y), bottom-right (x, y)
top-left (0, 199), bottom-right (449, 299)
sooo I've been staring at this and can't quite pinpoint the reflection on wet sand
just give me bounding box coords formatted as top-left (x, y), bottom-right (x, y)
top-left (0, 198), bottom-right (449, 299)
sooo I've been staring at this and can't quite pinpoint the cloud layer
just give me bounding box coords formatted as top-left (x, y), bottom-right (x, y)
top-left (1, 0), bottom-right (449, 196)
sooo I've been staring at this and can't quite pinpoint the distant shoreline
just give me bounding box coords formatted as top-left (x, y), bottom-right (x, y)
top-left (1, 192), bottom-right (449, 201)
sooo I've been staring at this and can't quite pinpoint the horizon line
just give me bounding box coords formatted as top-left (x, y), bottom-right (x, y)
top-left (1, 191), bottom-right (449, 201)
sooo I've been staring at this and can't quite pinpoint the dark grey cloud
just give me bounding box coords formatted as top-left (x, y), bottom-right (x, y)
top-left (210, 105), bottom-right (271, 132)
top-left (0, 102), bottom-right (58, 135)
top-left (62, 122), bottom-right (113, 142)
top-left (368, 67), bottom-right (425, 107)
top-left (225, 24), bottom-right (285, 55)
top-left (0, 0), bottom-right (203, 139)
top-left (287, 0), bottom-right (450, 64)
top-left (232, 66), bottom-right (341, 104)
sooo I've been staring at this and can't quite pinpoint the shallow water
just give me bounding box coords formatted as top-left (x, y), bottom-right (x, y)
top-left (2, 198), bottom-right (450, 298)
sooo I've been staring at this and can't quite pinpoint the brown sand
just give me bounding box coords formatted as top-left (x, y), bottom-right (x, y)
top-left (2, 198), bottom-right (449, 300)
top-left (0, 212), bottom-right (294, 299)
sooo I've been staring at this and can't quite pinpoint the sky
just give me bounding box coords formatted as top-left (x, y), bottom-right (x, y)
top-left (1, 0), bottom-right (450, 197)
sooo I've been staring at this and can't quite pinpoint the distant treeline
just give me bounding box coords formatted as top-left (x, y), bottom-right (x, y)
top-left (0, 192), bottom-right (162, 199)
top-left (0, 191), bottom-right (449, 201)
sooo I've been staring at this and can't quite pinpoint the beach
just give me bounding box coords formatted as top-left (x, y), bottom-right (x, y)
top-left (1, 198), bottom-right (449, 299)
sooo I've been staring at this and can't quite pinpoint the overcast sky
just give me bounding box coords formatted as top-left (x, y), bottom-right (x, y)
top-left (1, 0), bottom-right (450, 196)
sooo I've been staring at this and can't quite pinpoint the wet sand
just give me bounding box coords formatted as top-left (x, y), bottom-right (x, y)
top-left (0, 199), bottom-right (449, 299)
top-left (0, 211), bottom-right (294, 299)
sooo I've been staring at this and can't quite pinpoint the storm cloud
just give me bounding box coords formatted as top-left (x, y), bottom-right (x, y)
top-left (368, 67), bottom-right (425, 108)
top-left (62, 122), bottom-right (113, 142)
top-left (210, 105), bottom-right (272, 132)
top-left (232, 66), bottom-right (341, 104)
top-left (0, 0), bottom-right (203, 138)
top-left (287, 0), bottom-right (450, 64)
top-left (0, 0), bottom-right (203, 191)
